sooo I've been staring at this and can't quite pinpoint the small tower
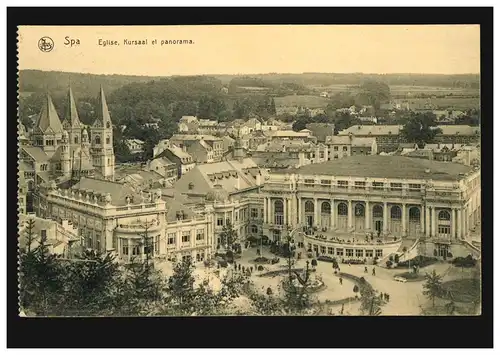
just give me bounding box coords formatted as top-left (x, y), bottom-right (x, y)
top-left (61, 130), bottom-right (71, 176)
top-left (233, 132), bottom-right (245, 162)
top-left (62, 85), bottom-right (83, 150)
top-left (81, 127), bottom-right (90, 154)
top-left (90, 86), bottom-right (115, 180)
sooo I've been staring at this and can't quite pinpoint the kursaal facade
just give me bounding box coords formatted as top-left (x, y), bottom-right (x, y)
top-left (261, 155), bottom-right (481, 262)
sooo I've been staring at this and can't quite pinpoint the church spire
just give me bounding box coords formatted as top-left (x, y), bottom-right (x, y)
top-left (34, 92), bottom-right (63, 134)
top-left (63, 85), bottom-right (82, 129)
top-left (92, 85), bottom-right (112, 128)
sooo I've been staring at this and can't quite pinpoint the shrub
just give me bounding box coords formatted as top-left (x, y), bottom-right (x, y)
top-left (257, 265), bottom-right (264, 271)
top-left (353, 285), bottom-right (359, 293)
top-left (254, 257), bottom-right (269, 264)
top-left (433, 249), bottom-right (438, 257)
top-left (359, 277), bottom-right (366, 284)
top-left (452, 256), bottom-right (477, 268)
top-left (389, 255), bottom-right (394, 262)
top-left (394, 254), bottom-right (400, 264)
top-left (386, 260), bottom-right (393, 268)
top-left (396, 255), bottom-right (437, 269)
top-left (318, 255), bottom-right (335, 263)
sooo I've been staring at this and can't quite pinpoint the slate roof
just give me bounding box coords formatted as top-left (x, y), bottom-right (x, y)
top-left (290, 155), bottom-right (473, 181)
top-left (339, 125), bottom-right (403, 136)
top-left (435, 125), bottom-right (480, 136)
top-left (62, 87), bottom-right (82, 129)
top-left (71, 177), bottom-right (141, 206)
top-left (173, 158), bottom-right (259, 195)
top-left (21, 146), bottom-right (49, 162)
top-left (92, 86), bottom-right (112, 128)
top-left (34, 93), bottom-right (64, 134)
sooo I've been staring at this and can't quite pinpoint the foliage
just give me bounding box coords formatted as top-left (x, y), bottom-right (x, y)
top-left (400, 111), bottom-right (442, 148)
top-left (451, 255), bottom-right (477, 269)
top-left (422, 269), bottom-right (444, 307)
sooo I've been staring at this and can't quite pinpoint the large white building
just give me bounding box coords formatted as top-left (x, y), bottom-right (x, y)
top-left (261, 155), bottom-right (481, 260)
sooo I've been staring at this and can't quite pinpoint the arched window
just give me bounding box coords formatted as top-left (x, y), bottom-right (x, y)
top-left (274, 200), bottom-right (284, 213)
top-left (391, 206), bottom-right (402, 219)
top-left (251, 225), bottom-right (258, 234)
top-left (106, 137), bottom-right (110, 144)
top-left (106, 122), bottom-right (110, 129)
top-left (305, 200), bottom-right (314, 213)
top-left (409, 207), bottom-right (421, 221)
top-left (95, 135), bottom-right (101, 145)
top-left (74, 136), bottom-right (79, 144)
top-left (354, 203), bottom-right (365, 217)
top-left (373, 205), bottom-right (383, 218)
top-left (321, 202), bottom-right (331, 214)
top-left (438, 210), bottom-right (451, 221)
top-left (337, 202), bottom-right (348, 216)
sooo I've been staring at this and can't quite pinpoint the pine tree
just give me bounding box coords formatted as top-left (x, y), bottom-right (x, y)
top-left (422, 269), bottom-right (443, 308)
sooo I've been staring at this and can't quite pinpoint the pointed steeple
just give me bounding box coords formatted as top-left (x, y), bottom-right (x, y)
top-left (92, 86), bottom-right (112, 128)
top-left (63, 86), bottom-right (82, 129)
top-left (35, 92), bottom-right (63, 134)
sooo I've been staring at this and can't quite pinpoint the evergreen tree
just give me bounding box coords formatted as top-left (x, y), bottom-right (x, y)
top-left (422, 269), bottom-right (443, 308)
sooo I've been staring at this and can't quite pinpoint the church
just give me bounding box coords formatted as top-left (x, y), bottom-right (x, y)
top-left (19, 86), bottom-right (116, 192)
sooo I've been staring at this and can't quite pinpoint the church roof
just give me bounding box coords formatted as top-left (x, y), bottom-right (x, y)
top-left (34, 93), bottom-right (64, 134)
top-left (290, 155), bottom-right (474, 181)
top-left (22, 146), bottom-right (49, 162)
top-left (62, 86), bottom-right (82, 129)
top-left (92, 86), bottom-right (112, 128)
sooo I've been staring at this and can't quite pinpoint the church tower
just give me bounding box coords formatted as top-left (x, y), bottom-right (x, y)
top-left (60, 130), bottom-right (71, 176)
top-left (90, 86), bottom-right (115, 180)
top-left (31, 92), bottom-right (64, 157)
top-left (62, 85), bottom-right (83, 150)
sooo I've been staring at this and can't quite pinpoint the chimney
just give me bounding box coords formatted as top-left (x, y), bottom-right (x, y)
top-left (256, 172), bottom-right (261, 186)
top-left (236, 175), bottom-right (241, 190)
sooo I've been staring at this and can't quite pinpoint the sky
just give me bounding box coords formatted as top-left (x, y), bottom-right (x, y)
top-left (18, 25), bottom-right (480, 76)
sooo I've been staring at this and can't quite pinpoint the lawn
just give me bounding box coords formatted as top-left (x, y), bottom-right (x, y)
top-left (275, 95), bottom-right (330, 108)
top-left (440, 279), bottom-right (481, 303)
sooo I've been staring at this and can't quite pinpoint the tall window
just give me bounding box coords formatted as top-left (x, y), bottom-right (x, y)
top-left (167, 233), bottom-right (176, 245)
top-left (274, 200), bottom-right (284, 225)
top-left (155, 235), bottom-right (160, 253)
top-left (321, 202), bottom-right (331, 214)
top-left (391, 206), bottom-right (402, 219)
top-left (182, 232), bottom-right (190, 243)
top-left (122, 240), bottom-right (129, 256)
top-left (409, 207), bottom-right (421, 221)
top-left (354, 203), bottom-right (365, 217)
top-left (95, 136), bottom-right (101, 145)
top-left (196, 229), bottom-right (205, 241)
top-left (251, 208), bottom-right (258, 218)
top-left (305, 200), bottom-right (315, 213)
top-left (106, 137), bottom-right (110, 144)
top-left (337, 202), bottom-right (348, 216)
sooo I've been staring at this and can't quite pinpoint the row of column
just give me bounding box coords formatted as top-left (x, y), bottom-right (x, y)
top-left (263, 196), bottom-right (470, 239)
top-left (424, 206), bottom-right (468, 239)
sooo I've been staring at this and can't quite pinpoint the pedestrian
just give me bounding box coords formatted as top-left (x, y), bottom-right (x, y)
top-left (364, 266), bottom-right (368, 273)
top-left (372, 267), bottom-right (376, 276)
top-left (348, 262), bottom-right (351, 267)
top-left (339, 277), bottom-right (343, 285)
top-left (386, 294), bottom-right (390, 302)
top-left (380, 292), bottom-right (384, 300)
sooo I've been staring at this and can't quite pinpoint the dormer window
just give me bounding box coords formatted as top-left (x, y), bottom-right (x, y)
top-left (106, 137), bottom-right (110, 144)
top-left (95, 136), bottom-right (101, 145)
top-left (106, 122), bottom-right (110, 129)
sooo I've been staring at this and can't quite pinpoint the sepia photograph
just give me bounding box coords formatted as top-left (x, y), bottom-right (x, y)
top-left (16, 23), bottom-right (483, 319)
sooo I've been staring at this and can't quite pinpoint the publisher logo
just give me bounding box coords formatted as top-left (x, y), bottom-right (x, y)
top-left (38, 37), bottom-right (54, 53)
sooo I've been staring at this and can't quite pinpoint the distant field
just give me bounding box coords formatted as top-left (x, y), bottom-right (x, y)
top-left (19, 91), bottom-right (35, 98)
top-left (275, 95), bottom-right (330, 108)
top-left (308, 84), bottom-right (479, 96)
top-left (396, 97), bottom-right (480, 110)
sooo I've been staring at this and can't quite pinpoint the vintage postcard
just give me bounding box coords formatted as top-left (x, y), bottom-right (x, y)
top-left (17, 24), bottom-right (481, 317)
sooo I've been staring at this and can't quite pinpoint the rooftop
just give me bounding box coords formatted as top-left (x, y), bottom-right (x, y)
top-left (290, 155), bottom-right (474, 181)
